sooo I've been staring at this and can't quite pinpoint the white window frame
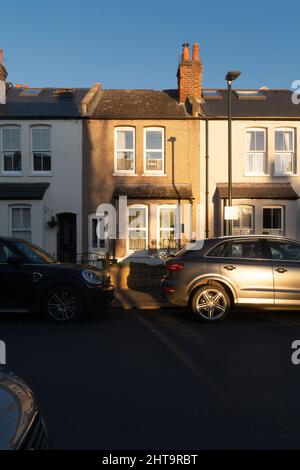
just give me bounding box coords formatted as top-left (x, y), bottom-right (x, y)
top-left (262, 206), bottom-right (284, 236)
top-left (274, 128), bottom-right (295, 176)
top-left (232, 205), bottom-right (254, 236)
top-left (31, 125), bottom-right (52, 175)
top-left (127, 204), bottom-right (148, 254)
top-left (9, 204), bottom-right (31, 241)
top-left (88, 213), bottom-right (109, 254)
top-left (114, 126), bottom-right (136, 175)
top-left (1, 126), bottom-right (22, 176)
top-left (245, 128), bottom-right (267, 176)
top-left (143, 127), bottom-right (165, 175)
top-left (157, 204), bottom-right (180, 250)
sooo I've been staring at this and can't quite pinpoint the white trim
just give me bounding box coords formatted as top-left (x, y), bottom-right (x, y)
top-left (157, 204), bottom-right (180, 249)
top-left (88, 213), bottom-right (109, 254)
top-left (262, 205), bottom-right (284, 236)
top-left (245, 128), bottom-right (267, 175)
top-left (113, 173), bottom-right (138, 177)
top-left (30, 125), bottom-right (52, 174)
top-left (143, 127), bottom-right (165, 175)
top-left (114, 126), bottom-right (136, 175)
top-left (243, 173), bottom-right (270, 177)
top-left (232, 204), bottom-right (254, 236)
top-left (141, 173), bottom-right (167, 177)
top-left (274, 128), bottom-right (295, 176)
top-left (9, 204), bottom-right (32, 241)
top-left (126, 204), bottom-right (148, 255)
top-left (0, 125), bottom-right (22, 174)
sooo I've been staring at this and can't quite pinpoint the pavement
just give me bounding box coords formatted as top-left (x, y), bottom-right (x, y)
top-left (2, 305), bottom-right (300, 449)
top-left (113, 287), bottom-right (174, 309)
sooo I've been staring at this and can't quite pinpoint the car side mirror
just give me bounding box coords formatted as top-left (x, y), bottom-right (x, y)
top-left (7, 256), bottom-right (23, 267)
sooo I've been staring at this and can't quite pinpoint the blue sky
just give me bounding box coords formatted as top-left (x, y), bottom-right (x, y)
top-left (1, 0), bottom-right (299, 90)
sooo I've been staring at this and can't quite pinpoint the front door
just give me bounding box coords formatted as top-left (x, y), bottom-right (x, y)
top-left (57, 213), bottom-right (77, 263)
top-left (0, 241), bottom-right (35, 311)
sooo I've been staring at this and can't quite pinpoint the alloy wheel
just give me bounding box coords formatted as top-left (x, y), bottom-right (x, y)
top-left (47, 289), bottom-right (79, 321)
top-left (196, 288), bottom-right (227, 320)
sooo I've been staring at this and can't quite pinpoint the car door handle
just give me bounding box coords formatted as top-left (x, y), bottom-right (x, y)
top-left (275, 267), bottom-right (287, 273)
top-left (33, 272), bottom-right (43, 282)
top-left (224, 265), bottom-right (236, 271)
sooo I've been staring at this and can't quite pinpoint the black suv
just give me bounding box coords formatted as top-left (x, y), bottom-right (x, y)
top-left (0, 237), bottom-right (114, 323)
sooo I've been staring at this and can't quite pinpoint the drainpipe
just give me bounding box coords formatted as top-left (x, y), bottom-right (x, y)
top-left (205, 118), bottom-right (209, 238)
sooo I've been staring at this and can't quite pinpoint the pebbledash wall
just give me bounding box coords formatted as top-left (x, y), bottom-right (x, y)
top-left (0, 119), bottom-right (83, 256)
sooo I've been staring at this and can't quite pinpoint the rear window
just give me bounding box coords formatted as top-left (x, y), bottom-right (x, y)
top-left (207, 239), bottom-right (264, 259)
top-left (268, 240), bottom-right (300, 261)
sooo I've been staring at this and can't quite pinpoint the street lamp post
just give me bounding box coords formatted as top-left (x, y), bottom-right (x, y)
top-left (225, 70), bottom-right (241, 235)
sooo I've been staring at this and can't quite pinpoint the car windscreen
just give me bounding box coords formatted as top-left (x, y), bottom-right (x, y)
top-left (14, 241), bottom-right (55, 264)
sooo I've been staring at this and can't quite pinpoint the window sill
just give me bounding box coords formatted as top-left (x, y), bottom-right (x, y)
top-left (142, 173), bottom-right (166, 177)
top-left (113, 173), bottom-right (138, 176)
top-left (273, 173), bottom-right (298, 177)
top-left (29, 172), bottom-right (53, 176)
top-left (243, 173), bottom-right (270, 177)
top-left (0, 172), bottom-right (23, 177)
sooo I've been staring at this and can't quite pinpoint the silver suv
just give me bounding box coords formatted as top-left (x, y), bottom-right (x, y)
top-left (161, 236), bottom-right (300, 322)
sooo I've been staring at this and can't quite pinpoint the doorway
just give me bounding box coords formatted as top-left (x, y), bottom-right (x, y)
top-left (57, 213), bottom-right (77, 262)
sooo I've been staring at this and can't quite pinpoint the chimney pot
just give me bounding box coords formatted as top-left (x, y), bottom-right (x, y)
top-left (192, 42), bottom-right (200, 61)
top-left (0, 49), bottom-right (2, 64)
top-left (177, 42), bottom-right (203, 104)
top-left (182, 43), bottom-right (190, 61)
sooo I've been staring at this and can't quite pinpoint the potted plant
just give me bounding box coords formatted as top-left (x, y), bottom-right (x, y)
top-left (47, 216), bottom-right (58, 228)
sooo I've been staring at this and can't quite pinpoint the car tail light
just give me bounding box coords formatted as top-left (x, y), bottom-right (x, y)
top-left (162, 285), bottom-right (175, 293)
top-left (166, 262), bottom-right (184, 272)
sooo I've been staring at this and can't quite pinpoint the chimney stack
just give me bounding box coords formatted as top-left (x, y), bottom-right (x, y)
top-left (0, 48), bottom-right (8, 105)
top-left (177, 42), bottom-right (203, 104)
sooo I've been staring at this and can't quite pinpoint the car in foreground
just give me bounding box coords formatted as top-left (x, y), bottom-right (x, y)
top-left (0, 367), bottom-right (48, 450)
top-left (0, 237), bottom-right (114, 323)
top-left (161, 235), bottom-right (300, 322)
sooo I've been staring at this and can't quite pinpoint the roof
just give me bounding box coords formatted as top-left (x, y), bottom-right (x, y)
top-left (113, 183), bottom-right (193, 199)
top-left (201, 90), bottom-right (300, 119)
top-left (92, 89), bottom-right (188, 119)
top-left (0, 87), bottom-right (89, 119)
top-left (216, 183), bottom-right (299, 200)
top-left (0, 183), bottom-right (49, 200)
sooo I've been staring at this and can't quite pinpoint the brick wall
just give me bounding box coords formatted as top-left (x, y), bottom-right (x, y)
top-left (110, 262), bottom-right (165, 288)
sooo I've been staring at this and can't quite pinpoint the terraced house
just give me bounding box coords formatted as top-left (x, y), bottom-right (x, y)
top-left (199, 88), bottom-right (300, 239)
top-left (83, 43), bottom-right (202, 261)
top-left (0, 49), bottom-right (97, 260)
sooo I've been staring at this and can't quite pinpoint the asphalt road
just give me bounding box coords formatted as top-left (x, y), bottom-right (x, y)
top-left (1, 306), bottom-right (300, 450)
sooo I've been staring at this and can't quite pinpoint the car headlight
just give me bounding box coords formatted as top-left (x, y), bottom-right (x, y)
top-left (81, 270), bottom-right (103, 285)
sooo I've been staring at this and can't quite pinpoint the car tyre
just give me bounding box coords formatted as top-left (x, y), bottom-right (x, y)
top-left (191, 284), bottom-right (230, 322)
top-left (43, 286), bottom-right (83, 323)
